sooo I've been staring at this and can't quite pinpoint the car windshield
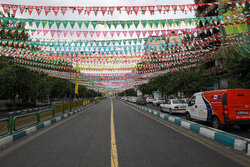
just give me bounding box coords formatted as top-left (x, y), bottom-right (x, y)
top-left (179, 100), bottom-right (186, 103)
top-left (172, 100), bottom-right (182, 104)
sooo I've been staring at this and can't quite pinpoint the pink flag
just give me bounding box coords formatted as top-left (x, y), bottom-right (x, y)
top-left (69, 31), bottom-right (75, 36)
top-left (83, 31), bottom-right (88, 37)
top-left (148, 30), bottom-right (153, 36)
top-left (155, 30), bottom-right (160, 36)
top-left (102, 31), bottom-right (107, 37)
top-left (142, 31), bottom-right (147, 37)
top-left (43, 30), bottom-right (49, 36)
top-left (161, 30), bottom-right (166, 35)
top-left (129, 31), bottom-right (134, 37)
top-left (122, 31), bottom-right (127, 37)
top-left (37, 30), bottom-right (42, 35)
top-left (56, 30), bottom-right (62, 37)
top-left (109, 31), bottom-right (115, 37)
top-left (63, 30), bottom-right (68, 37)
top-left (96, 31), bottom-right (101, 37)
top-left (76, 31), bottom-right (81, 37)
top-left (89, 31), bottom-right (95, 37)
top-left (50, 30), bottom-right (56, 37)
top-left (116, 31), bottom-right (121, 37)
top-left (135, 31), bottom-right (141, 37)
top-left (167, 30), bottom-right (172, 35)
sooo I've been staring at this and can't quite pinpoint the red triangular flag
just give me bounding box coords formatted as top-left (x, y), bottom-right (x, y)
top-left (192, 4), bottom-right (199, 11)
top-left (93, 7), bottom-right (99, 16)
top-left (27, 6), bottom-right (34, 15)
top-left (116, 6), bottom-right (123, 12)
top-left (35, 6), bottom-right (43, 16)
top-left (44, 6), bottom-right (51, 16)
top-left (186, 4), bottom-right (192, 12)
top-left (77, 7), bottom-right (84, 15)
top-left (164, 5), bottom-right (170, 13)
top-left (125, 6), bottom-right (131, 15)
top-left (171, 5), bottom-right (177, 11)
top-left (132, 6), bottom-right (139, 15)
top-left (1, 4), bottom-right (9, 14)
top-left (85, 7), bottom-right (92, 16)
top-left (61, 7), bottom-right (67, 15)
top-left (148, 6), bottom-right (155, 15)
top-left (109, 7), bottom-right (115, 15)
top-left (101, 7), bottom-right (107, 16)
top-left (179, 5), bottom-right (185, 13)
top-left (52, 7), bottom-right (60, 16)
top-left (10, 5), bottom-right (18, 15)
top-left (19, 5), bottom-right (26, 14)
top-left (156, 5), bottom-right (162, 14)
top-left (140, 6), bottom-right (147, 14)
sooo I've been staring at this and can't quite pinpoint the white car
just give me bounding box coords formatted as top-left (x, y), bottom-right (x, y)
top-left (160, 99), bottom-right (187, 114)
top-left (130, 97), bottom-right (137, 103)
top-left (152, 98), bottom-right (165, 106)
top-left (146, 97), bottom-right (154, 103)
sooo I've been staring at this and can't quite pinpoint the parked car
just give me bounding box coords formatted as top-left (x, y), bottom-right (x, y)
top-left (152, 98), bottom-right (165, 106)
top-left (186, 89), bottom-right (250, 130)
top-left (129, 97), bottom-right (137, 103)
top-left (136, 97), bottom-right (146, 105)
top-left (146, 97), bottom-right (154, 103)
top-left (160, 99), bottom-right (187, 114)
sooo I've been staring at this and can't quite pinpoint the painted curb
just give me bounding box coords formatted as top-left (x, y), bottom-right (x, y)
top-left (8, 106), bottom-right (50, 115)
top-left (127, 102), bottom-right (250, 155)
top-left (0, 103), bottom-right (95, 148)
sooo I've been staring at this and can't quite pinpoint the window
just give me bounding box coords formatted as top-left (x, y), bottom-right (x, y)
top-left (189, 96), bottom-right (196, 106)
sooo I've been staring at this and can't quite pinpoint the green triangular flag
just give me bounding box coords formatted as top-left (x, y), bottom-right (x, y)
top-left (91, 21), bottom-right (98, 29)
top-left (28, 20), bottom-right (33, 27)
top-left (141, 20), bottom-right (147, 28)
top-left (206, 17), bottom-right (212, 23)
top-left (127, 39), bottom-right (132, 45)
top-left (186, 18), bottom-right (192, 25)
top-left (117, 40), bottom-right (122, 45)
top-left (69, 21), bottom-right (76, 28)
top-left (148, 20), bottom-right (154, 28)
top-left (89, 41), bottom-right (94, 46)
top-left (62, 21), bottom-right (68, 28)
top-left (106, 21), bottom-right (112, 29)
top-left (167, 20), bottom-right (173, 27)
top-left (126, 21), bottom-right (133, 28)
top-left (48, 20), bottom-right (54, 29)
top-left (77, 21), bottom-right (83, 28)
top-left (120, 21), bottom-right (126, 29)
top-left (84, 21), bottom-right (90, 28)
top-left (177, 19), bottom-right (182, 27)
top-left (193, 18), bottom-right (199, 24)
top-left (160, 20), bottom-right (166, 27)
top-left (154, 20), bottom-right (159, 28)
top-left (111, 40), bottom-right (116, 45)
top-left (212, 16), bottom-right (217, 22)
top-left (99, 21), bottom-right (105, 25)
top-left (133, 20), bottom-right (140, 28)
top-left (101, 41), bottom-right (106, 46)
top-left (133, 39), bottom-right (137, 44)
top-left (55, 20), bottom-right (61, 29)
top-left (200, 17), bottom-right (206, 24)
top-left (34, 20), bottom-right (41, 28)
top-left (41, 20), bottom-right (47, 28)
top-left (113, 21), bottom-right (119, 29)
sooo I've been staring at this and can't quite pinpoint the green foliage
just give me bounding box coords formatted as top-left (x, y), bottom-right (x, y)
top-left (118, 88), bottom-right (137, 96)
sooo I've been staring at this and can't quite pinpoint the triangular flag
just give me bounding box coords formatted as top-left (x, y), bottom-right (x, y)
top-left (122, 31), bottom-right (127, 37)
top-left (156, 5), bottom-right (163, 14)
top-left (48, 20), bottom-right (54, 29)
top-left (154, 20), bottom-right (159, 28)
top-left (125, 6), bottom-right (131, 15)
top-left (133, 20), bottom-right (140, 28)
top-left (93, 7), bottom-right (99, 16)
top-left (148, 30), bottom-right (153, 36)
top-left (103, 31), bottom-right (108, 37)
top-left (82, 31), bottom-right (88, 37)
top-left (1, 4), bottom-right (9, 14)
top-left (129, 31), bottom-right (134, 37)
top-left (76, 31), bottom-right (82, 37)
top-left (27, 6), bottom-right (34, 15)
top-left (55, 20), bottom-right (61, 29)
top-left (10, 5), bottom-right (18, 15)
top-left (35, 6), bottom-right (43, 16)
top-left (69, 21), bottom-right (76, 28)
top-left (109, 7), bottom-right (115, 16)
top-left (113, 21), bottom-right (119, 29)
top-left (160, 20), bottom-right (166, 27)
top-left (148, 20), bottom-right (153, 28)
top-left (84, 21), bottom-right (90, 28)
top-left (106, 21), bottom-right (112, 29)
top-left (141, 6), bottom-right (147, 14)
top-left (141, 20), bottom-right (148, 28)
top-left (63, 30), bottom-right (68, 37)
top-left (116, 31), bottom-right (121, 37)
top-left (50, 30), bottom-right (56, 37)
top-left (44, 7), bottom-right (51, 16)
top-left (96, 31), bottom-right (101, 37)
top-left (135, 31), bottom-right (141, 38)
top-left (34, 20), bottom-right (41, 28)
top-left (77, 6), bottom-right (84, 15)
top-left (52, 7), bottom-right (60, 16)
top-left (126, 21), bottom-right (132, 28)
top-left (77, 21), bottom-right (83, 28)
top-left (132, 6), bottom-right (139, 15)
top-left (19, 5), bottom-right (26, 14)
top-left (171, 5), bottom-right (177, 11)
top-left (41, 20), bottom-right (47, 28)
top-left (120, 21), bottom-right (126, 29)
top-left (44, 30), bottom-right (49, 36)
top-left (69, 31), bottom-right (75, 36)
top-left (85, 7), bottom-right (92, 16)
top-left (148, 6), bottom-right (155, 15)
top-left (109, 31), bottom-right (115, 37)
top-left (142, 31), bottom-right (147, 37)
top-left (61, 7), bottom-right (67, 15)
top-left (101, 7), bottom-right (107, 16)
top-left (164, 5), bottom-right (170, 13)
top-left (186, 4), bottom-right (192, 12)
top-left (92, 21), bottom-right (98, 29)
top-left (57, 30), bottom-right (62, 37)
top-left (179, 5), bottom-right (185, 13)
top-left (62, 21), bottom-right (68, 28)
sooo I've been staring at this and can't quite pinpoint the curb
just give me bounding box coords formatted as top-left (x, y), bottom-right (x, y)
top-left (0, 103), bottom-right (94, 148)
top-left (8, 106), bottom-right (50, 115)
top-left (127, 102), bottom-right (250, 155)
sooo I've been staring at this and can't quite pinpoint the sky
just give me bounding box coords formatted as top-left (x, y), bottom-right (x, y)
top-left (0, 0), bottom-right (195, 41)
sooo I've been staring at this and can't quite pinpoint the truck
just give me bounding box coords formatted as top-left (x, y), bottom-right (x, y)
top-left (186, 89), bottom-right (250, 130)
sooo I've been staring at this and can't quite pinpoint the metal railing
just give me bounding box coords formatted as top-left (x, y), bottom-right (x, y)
top-left (0, 98), bottom-right (102, 137)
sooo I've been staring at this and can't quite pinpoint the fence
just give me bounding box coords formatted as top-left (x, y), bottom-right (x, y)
top-left (0, 98), bottom-right (99, 137)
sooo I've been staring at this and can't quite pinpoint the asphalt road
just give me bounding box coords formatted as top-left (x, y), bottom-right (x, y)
top-left (144, 103), bottom-right (250, 139)
top-left (0, 98), bottom-right (249, 167)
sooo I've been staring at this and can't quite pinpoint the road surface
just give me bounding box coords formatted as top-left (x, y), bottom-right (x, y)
top-left (0, 98), bottom-right (249, 167)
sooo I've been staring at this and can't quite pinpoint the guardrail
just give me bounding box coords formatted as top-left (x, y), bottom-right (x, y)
top-left (0, 98), bottom-right (102, 137)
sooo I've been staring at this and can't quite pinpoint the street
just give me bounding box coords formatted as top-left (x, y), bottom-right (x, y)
top-left (0, 98), bottom-right (249, 167)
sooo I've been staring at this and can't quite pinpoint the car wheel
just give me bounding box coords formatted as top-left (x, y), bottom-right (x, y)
top-left (239, 125), bottom-right (250, 131)
top-left (186, 112), bottom-right (192, 121)
top-left (160, 107), bottom-right (163, 112)
top-left (211, 116), bottom-right (221, 129)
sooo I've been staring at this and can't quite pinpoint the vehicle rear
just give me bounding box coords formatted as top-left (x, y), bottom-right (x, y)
top-left (136, 97), bottom-right (146, 105)
top-left (224, 89), bottom-right (250, 129)
top-left (171, 99), bottom-right (186, 113)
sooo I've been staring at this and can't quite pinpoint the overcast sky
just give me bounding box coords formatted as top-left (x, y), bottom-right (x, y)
top-left (0, 0), bottom-right (195, 40)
